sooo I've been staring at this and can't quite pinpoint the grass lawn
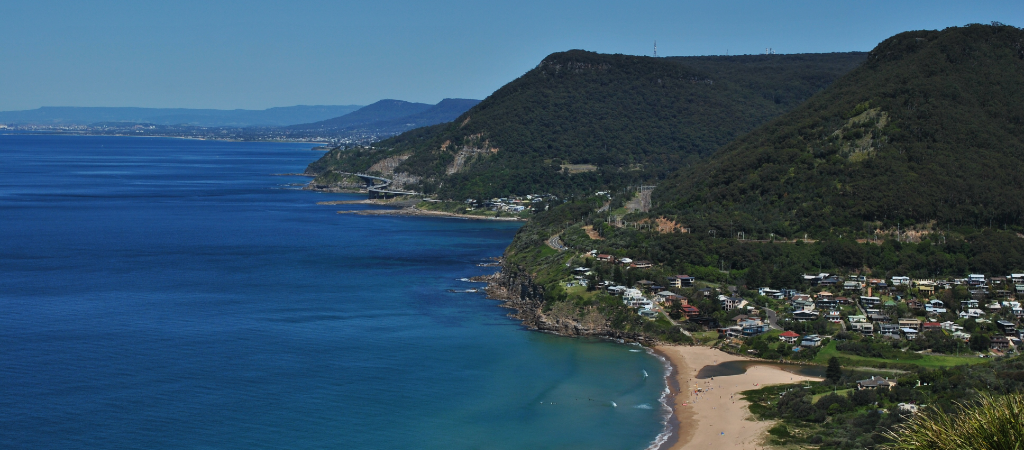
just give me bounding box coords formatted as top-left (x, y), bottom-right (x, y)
top-left (811, 388), bottom-right (854, 403)
top-left (812, 341), bottom-right (988, 369)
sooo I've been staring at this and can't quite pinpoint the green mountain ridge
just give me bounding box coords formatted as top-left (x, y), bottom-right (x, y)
top-left (306, 50), bottom-right (867, 199)
top-left (655, 24), bottom-right (1024, 238)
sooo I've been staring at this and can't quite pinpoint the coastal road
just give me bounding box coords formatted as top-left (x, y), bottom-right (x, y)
top-left (547, 234), bottom-right (568, 252)
top-left (764, 307), bottom-right (783, 330)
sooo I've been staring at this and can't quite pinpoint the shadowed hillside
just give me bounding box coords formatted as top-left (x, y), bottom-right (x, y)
top-left (655, 24), bottom-right (1024, 238)
top-left (306, 50), bottom-right (866, 199)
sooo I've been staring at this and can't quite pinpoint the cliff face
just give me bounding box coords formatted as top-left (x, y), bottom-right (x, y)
top-left (482, 261), bottom-right (658, 345)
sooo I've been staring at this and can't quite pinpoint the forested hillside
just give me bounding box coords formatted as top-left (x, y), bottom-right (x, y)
top-left (306, 50), bottom-right (866, 199)
top-left (655, 24), bottom-right (1024, 238)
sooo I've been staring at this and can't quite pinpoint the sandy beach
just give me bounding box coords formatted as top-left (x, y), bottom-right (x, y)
top-left (654, 346), bottom-right (822, 450)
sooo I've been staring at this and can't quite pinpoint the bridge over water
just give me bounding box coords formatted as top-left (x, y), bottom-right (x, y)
top-left (333, 171), bottom-right (420, 200)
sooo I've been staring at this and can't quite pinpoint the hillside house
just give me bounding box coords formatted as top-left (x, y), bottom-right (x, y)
top-left (800, 334), bottom-right (823, 347)
top-left (631, 260), bottom-right (653, 269)
top-left (719, 296), bottom-right (747, 310)
top-left (880, 324), bottom-right (901, 339)
top-left (991, 335), bottom-right (1010, 350)
top-left (793, 310), bottom-right (820, 321)
top-left (596, 254), bottom-right (614, 262)
top-left (941, 321), bottom-right (963, 332)
top-left (843, 281), bottom-right (863, 291)
top-left (968, 274), bottom-right (986, 287)
top-left (926, 300), bottom-right (947, 313)
top-left (850, 322), bottom-right (875, 334)
top-left (922, 322), bottom-right (942, 332)
top-left (779, 330), bottom-right (801, 344)
top-left (892, 276), bottom-right (911, 286)
top-left (667, 275), bottom-right (695, 288)
top-left (901, 328), bottom-right (919, 340)
top-left (858, 376), bottom-right (897, 390)
top-left (962, 299), bottom-right (980, 309)
top-left (996, 320), bottom-right (1018, 335)
top-left (868, 313), bottom-right (891, 323)
top-left (860, 296), bottom-right (882, 308)
top-left (952, 331), bottom-right (972, 341)
top-left (898, 319), bottom-right (921, 331)
top-left (825, 311), bottom-right (842, 323)
top-left (681, 305), bottom-right (700, 318)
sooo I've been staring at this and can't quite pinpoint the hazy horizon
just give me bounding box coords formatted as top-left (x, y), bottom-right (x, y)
top-left (1, 0), bottom-right (1021, 111)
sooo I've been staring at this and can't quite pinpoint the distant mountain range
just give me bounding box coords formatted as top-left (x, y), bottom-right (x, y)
top-left (0, 105), bottom-right (364, 127)
top-left (287, 98), bottom-right (481, 134)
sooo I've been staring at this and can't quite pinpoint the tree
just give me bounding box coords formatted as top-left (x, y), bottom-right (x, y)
top-left (825, 357), bottom-right (842, 384)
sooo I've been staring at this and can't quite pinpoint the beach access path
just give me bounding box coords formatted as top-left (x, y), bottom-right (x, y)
top-left (655, 346), bottom-right (822, 450)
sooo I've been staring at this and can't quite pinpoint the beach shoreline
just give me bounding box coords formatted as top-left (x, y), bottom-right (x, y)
top-left (653, 345), bottom-right (823, 450)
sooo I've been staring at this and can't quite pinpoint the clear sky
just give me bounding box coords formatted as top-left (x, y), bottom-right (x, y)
top-left (1, 0), bottom-right (1021, 111)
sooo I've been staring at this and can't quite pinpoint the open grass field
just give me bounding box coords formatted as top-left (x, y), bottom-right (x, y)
top-left (812, 341), bottom-right (988, 369)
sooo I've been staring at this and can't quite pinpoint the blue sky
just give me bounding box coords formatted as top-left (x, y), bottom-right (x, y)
top-left (1, 0), bottom-right (1020, 110)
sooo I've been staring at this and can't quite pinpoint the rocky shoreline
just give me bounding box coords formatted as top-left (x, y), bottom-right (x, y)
top-left (472, 261), bottom-right (658, 345)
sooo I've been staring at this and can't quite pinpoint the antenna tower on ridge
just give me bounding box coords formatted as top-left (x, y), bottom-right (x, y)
top-left (654, 41), bottom-right (657, 57)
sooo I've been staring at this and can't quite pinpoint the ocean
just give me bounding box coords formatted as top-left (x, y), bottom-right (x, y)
top-left (0, 134), bottom-right (668, 449)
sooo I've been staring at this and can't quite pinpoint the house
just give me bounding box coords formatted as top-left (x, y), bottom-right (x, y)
top-left (858, 376), bottom-right (897, 390)
top-left (880, 324), bottom-right (901, 339)
top-left (825, 311), bottom-right (843, 323)
top-left (667, 275), bottom-right (695, 288)
top-left (892, 276), bottom-right (911, 286)
top-left (1012, 274), bottom-right (1024, 284)
top-left (844, 281), bottom-right (863, 291)
top-left (962, 299), bottom-right (980, 309)
top-left (800, 334), bottom-right (823, 347)
top-left (742, 322), bottom-right (770, 336)
top-left (922, 322), bottom-right (942, 332)
top-left (959, 308), bottom-right (984, 319)
top-left (991, 335), bottom-right (1011, 349)
top-left (860, 296), bottom-right (882, 308)
top-left (898, 319), bottom-right (922, 331)
top-left (902, 328), bottom-right (919, 340)
top-left (779, 330), bottom-right (801, 344)
top-left (850, 322), bottom-right (875, 334)
top-left (618, 257), bottom-right (633, 265)
top-left (596, 254), bottom-right (615, 262)
top-left (996, 320), bottom-right (1018, 335)
top-left (816, 296), bottom-right (839, 309)
top-left (941, 321), bottom-right (963, 332)
top-left (819, 276), bottom-right (842, 286)
top-left (836, 296), bottom-right (852, 305)
top-left (907, 298), bottom-right (923, 310)
top-left (792, 298), bottom-right (815, 311)
top-left (868, 313), bottom-right (891, 323)
top-left (952, 331), bottom-right (972, 341)
top-left (968, 274), bottom-right (986, 287)
top-left (639, 309), bottom-right (659, 319)
top-left (758, 287), bottom-right (782, 299)
top-left (656, 291), bottom-right (682, 304)
top-left (793, 310), bottom-right (820, 321)
top-left (681, 305), bottom-right (701, 318)
top-left (848, 314), bottom-right (868, 323)
top-left (719, 296), bottom-right (747, 310)
top-left (631, 260), bottom-right (653, 269)
top-left (918, 285), bottom-right (935, 295)
top-left (925, 299), bottom-right (947, 313)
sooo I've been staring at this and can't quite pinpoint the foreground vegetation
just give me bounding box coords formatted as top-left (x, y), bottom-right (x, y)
top-left (742, 355), bottom-right (1024, 449)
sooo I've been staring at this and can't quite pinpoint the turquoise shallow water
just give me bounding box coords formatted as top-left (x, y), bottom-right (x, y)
top-left (0, 134), bottom-right (668, 450)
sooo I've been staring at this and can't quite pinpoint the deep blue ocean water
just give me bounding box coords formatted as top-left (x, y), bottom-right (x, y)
top-left (0, 134), bottom-right (668, 450)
